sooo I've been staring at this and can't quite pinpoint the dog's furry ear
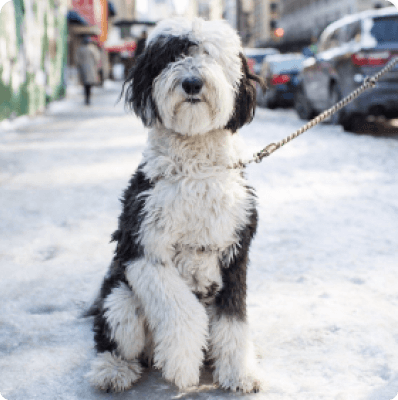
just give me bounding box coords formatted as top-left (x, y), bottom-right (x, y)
top-left (225, 53), bottom-right (266, 133)
top-left (122, 35), bottom-right (197, 127)
top-left (122, 46), bottom-right (160, 127)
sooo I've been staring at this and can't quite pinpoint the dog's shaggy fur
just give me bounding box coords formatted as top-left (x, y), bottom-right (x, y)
top-left (86, 17), bottom-right (263, 393)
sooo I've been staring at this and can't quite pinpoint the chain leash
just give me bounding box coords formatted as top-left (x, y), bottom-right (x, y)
top-left (233, 56), bottom-right (398, 169)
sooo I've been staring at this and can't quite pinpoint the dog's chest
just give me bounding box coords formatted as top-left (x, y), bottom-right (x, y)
top-left (139, 129), bottom-right (252, 295)
top-left (143, 172), bottom-right (249, 298)
top-left (144, 172), bottom-right (249, 250)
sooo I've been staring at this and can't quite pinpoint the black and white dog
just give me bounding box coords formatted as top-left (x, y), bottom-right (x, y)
top-left (86, 17), bottom-right (263, 393)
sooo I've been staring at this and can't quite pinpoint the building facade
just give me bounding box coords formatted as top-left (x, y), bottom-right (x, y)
top-left (253, 0), bottom-right (281, 46)
top-left (209, 0), bottom-right (224, 20)
top-left (279, 0), bottom-right (393, 48)
top-left (0, 0), bottom-right (68, 121)
top-left (111, 0), bottom-right (134, 21)
top-left (221, 0), bottom-right (255, 45)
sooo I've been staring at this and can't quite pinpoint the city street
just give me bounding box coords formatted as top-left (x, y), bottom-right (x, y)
top-left (0, 81), bottom-right (398, 400)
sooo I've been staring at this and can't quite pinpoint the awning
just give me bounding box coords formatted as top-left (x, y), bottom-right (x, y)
top-left (113, 20), bottom-right (157, 27)
top-left (67, 10), bottom-right (89, 26)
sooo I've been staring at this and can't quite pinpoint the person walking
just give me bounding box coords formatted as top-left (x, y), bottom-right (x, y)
top-left (76, 36), bottom-right (100, 105)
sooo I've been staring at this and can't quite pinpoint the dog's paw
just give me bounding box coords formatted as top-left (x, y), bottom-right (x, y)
top-left (160, 349), bottom-right (202, 389)
top-left (157, 330), bottom-right (204, 389)
top-left (86, 352), bottom-right (142, 392)
top-left (216, 372), bottom-right (263, 393)
top-left (230, 375), bottom-right (262, 393)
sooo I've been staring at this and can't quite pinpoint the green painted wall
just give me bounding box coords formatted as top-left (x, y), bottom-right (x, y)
top-left (0, 0), bottom-right (68, 121)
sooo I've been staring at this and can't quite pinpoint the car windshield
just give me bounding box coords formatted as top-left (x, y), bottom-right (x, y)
top-left (269, 58), bottom-right (305, 73)
top-left (371, 16), bottom-right (398, 43)
top-left (244, 49), bottom-right (279, 62)
top-left (249, 54), bottom-right (267, 63)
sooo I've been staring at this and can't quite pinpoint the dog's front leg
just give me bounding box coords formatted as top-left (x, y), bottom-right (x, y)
top-left (209, 309), bottom-right (260, 393)
top-left (210, 227), bottom-right (262, 392)
top-left (126, 258), bottom-right (208, 389)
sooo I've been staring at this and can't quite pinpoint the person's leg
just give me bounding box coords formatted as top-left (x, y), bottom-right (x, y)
top-left (84, 85), bottom-right (89, 104)
top-left (87, 85), bottom-right (92, 104)
top-left (84, 84), bottom-right (91, 105)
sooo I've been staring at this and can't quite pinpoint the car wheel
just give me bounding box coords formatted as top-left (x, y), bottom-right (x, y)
top-left (328, 84), bottom-right (343, 125)
top-left (294, 86), bottom-right (315, 120)
top-left (341, 113), bottom-right (363, 132)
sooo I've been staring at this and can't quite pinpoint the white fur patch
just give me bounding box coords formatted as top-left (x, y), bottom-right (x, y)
top-left (139, 128), bottom-right (253, 267)
top-left (86, 351), bottom-right (142, 392)
top-left (209, 313), bottom-right (261, 393)
top-left (125, 258), bottom-right (208, 389)
top-left (173, 245), bottom-right (222, 299)
top-left (104, 283), bottom-right (146, 360)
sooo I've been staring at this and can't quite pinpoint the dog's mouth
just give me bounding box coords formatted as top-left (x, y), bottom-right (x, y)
top-left (184, 98), bottom-right (202, 104)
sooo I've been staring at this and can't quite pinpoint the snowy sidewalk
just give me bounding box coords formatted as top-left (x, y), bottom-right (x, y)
top-left (1, 82), bottom-right (398, 400)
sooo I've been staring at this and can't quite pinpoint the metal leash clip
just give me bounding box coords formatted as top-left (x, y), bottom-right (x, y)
top-left (363, 76), bottom-right (377, 88)
top-left (255, 143), bottom-right (278, 162)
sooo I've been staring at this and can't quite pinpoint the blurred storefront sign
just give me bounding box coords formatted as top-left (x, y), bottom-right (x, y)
top-left (71, 0), bottom-right (108, 43)
top-left (72, 0), bottom-right (97, 25)
top-left (105, 41), bottom-right (136, 54)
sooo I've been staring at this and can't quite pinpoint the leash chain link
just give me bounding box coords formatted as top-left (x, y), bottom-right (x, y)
top-left (233, 56), bottom-right (398, 169)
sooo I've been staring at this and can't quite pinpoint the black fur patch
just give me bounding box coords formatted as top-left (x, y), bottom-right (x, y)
top-left (91, 165), bottom-right (153, 353)
top-left (225, 53), bottom-right (265, 133)
top-left (123, 35), bottom-right (198, 126)
top-left (92, 260), bottom-right (127, 353)
top-left (214, 187), bottom-right (257, 321)
top-left (111, 165), bottom-right (153, 264)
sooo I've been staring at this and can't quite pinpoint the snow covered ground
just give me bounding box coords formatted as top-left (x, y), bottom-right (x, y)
top-left (1, 82), bottom-right (398, 400)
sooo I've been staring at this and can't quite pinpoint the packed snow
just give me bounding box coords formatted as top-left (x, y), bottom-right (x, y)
top-left (0, 81), bottom-right (398, 400)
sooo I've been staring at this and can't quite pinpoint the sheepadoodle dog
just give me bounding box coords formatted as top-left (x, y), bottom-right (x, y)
top-left (86, 17), bottom-right (263, 393)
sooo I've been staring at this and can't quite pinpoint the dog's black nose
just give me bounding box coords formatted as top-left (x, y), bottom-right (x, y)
top-left (182, 77), bottom-right (203, 95)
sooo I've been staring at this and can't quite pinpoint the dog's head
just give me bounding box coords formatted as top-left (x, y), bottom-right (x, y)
top-left (124, 18), bottom-right (263, 136)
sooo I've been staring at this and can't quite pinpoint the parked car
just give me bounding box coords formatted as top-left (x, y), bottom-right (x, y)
top-left (294, 7), bottom-right (398, 131)
top-left (244, 47), bottom-right (280, 75)
top-left (258, 53), bottom-right (306, 108)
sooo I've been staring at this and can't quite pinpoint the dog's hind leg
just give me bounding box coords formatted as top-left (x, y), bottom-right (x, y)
top-left (86, 282), bottom-right (146, 392)
top-left (126, 258), bottom-right (208, 390)
top-left (87, 352), bottom-right (142, 392)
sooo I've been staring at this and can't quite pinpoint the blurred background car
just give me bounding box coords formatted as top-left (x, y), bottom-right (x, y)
top-left (294, 6), bottom-right (398, 131)
top-left (244, 47), bottom-right (280, 75)
top-left (258, 53), bottom-right (306, 109)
